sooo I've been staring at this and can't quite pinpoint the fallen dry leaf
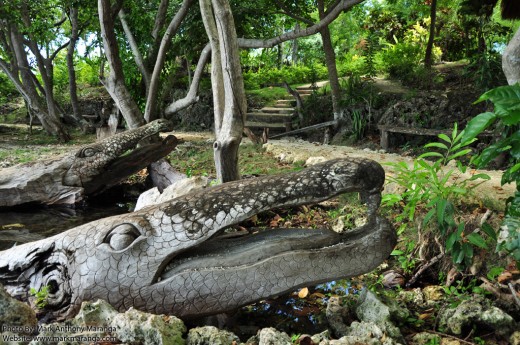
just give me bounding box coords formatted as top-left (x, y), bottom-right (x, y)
top-left (298, 287), bottom-right (309, 298)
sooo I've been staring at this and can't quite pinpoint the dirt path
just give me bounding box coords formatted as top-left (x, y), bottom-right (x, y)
top-left (263, 138), bottom-right (515, 211)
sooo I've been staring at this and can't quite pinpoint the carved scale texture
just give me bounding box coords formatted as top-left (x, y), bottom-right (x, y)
top-left (0, 119), bottom-right (172, 206)
top-left (0, 158), bottom-right (395, 320)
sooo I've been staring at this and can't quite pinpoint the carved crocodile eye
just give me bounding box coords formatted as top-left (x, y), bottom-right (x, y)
top-left (105, 223), bottom-right (141, 251)
top-left (77, 147), bottom-right (98, 158)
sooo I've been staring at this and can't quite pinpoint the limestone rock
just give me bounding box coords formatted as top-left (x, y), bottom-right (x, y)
top-left (438, 295), bottom-right (515, 336)
top-left (73, 299), bottom-right (118, 325)
top-left (325, 296), bottom-right (351, 338)
top-left (398, 288), bottom-right (425, 305)
top-left (310, 330), bottom-right (330, 344)
top-left (325, 292), bottom-right (404, 345)
top-left (247, 327), bottom-right (292, 345)
top-left (355, 290), bottom-right (404, 343)
top-left (305, 156), bottom-right (327, 166)
top-left (422, 286), bottom-right (444, 302)
top-left (135, 176), bottom-right (209, 210)
top-left (135, 187), bottom-right (162, 211)
top-left (411, 332), bottom-right (441, 345)
top-left (28, 300), bottom-right (185, 345)
top-left (0, 284), bottom-right (37, 335)
top-left (111, 308), bottom-right (185, 345)
top-left (186, 326), bottom-right (239, 345)
top-left (510, 331), bottom-right (520, 345)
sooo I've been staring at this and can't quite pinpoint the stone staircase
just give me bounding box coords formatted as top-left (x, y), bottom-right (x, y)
top-left (245, 85), bottom-right (316, 135)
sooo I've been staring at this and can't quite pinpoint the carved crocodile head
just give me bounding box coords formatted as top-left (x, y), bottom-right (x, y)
top-left (0, 119), bottom-right (176, 207)
top-left (0, 158), bottom-right (396, 320)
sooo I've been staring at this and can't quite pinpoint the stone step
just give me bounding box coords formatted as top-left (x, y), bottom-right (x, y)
top-left (275, 99), bottom-right (294, 106)
top-left (260, 107), bottom-right (294, 114)
top-left (246, 112), bottom-right (293, 123)
top-left (296, 89), bottom-right (313, 95)
top-left (245, 121), bottom-right (288, 129)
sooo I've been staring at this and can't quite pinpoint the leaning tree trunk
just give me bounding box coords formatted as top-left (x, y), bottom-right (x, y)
top-left (98, 0), bottom-right (145, 130)
top-left (200, 0), bottom-right (247, 183)
top-left (8, 26), bottom-right (70, 141)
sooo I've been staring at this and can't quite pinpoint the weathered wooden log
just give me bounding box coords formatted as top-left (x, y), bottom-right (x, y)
top-left (0, 119), bottom-right (176, 207)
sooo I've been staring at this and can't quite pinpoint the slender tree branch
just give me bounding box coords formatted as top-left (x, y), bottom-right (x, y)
top-left (118, 8), bottom-right (151, 88)
top-left (324, 0), bottom-right (342, 16)
top-left (152, 0), bottom-right (169, 41)
top-left (53, 14), bottom-right (67, 27)
top-left (49, 40), bottom-right (71, 61)
top-left (165, 43), bottom-right (211, 115)
top-left (98, 0), bottom-right (144, 129)
top-left (144, 0), bottom-right (195, 122)
top-left (0, 58), bottom-right (31, 101)
top-left (238, 0), bottom-right (365, 48)
top-left (273, 0), bottom-right (314, 25)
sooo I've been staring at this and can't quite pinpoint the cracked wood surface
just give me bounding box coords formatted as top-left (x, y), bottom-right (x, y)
top-left (0, 158), bottom-right (396, 320)
top-left (0, 119), bottom-right (175, 207)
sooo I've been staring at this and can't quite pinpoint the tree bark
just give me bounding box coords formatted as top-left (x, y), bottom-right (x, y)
top-left (98, 0), bottom-right (145, 129)
top-left (200, 0), bottom-right (247, 183)
top-left (119, 8), bottom-right (151, 90)
top-left (66, 5), bottom-right (90, 130)
top-left (238, 0), bottom-right (365, 49)
top-left (424, 0), bottom-right (437, 68)
top-left (165, 43), bottom-right (211, 115)
top-left (292, 23), bottom-right (300, 64)
top-left (3, 26), bottom-right (70, 141)
top-left (320, 26), bottom-right (341, 121)
top-left (143, 0), bottom-right (195, 122)
top-left (502, 27), bottom-right (520, 85)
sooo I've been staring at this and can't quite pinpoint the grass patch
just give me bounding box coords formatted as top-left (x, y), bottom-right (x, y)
top-left (0, 125), bottom-right (96, 166)
top-left (246, 86), bottom-right (290, 106)
top-left (168, 141), bottom-right (304, 179)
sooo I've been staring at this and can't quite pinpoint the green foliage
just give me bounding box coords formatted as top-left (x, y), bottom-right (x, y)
top-left (243, 64), bottom-right (328, 89)
top-left (30, 285), bottom-right (50, 309)
top-left (462, 84), bottom-right (520, 262)
top-left (391, 241), bottom-right (417, 273)
top-left (383, 124), bottom-right (493, 268)
top-left (0, 72), bottom-right (16, 103)
top-left (377, 20), bottom-right (442, 86)
top-left (337, 51), bottom-right (366, 76)
top-left (465, 51), bottom-right (507, 92)
top-left (364, 32), bottom-right (378, 78)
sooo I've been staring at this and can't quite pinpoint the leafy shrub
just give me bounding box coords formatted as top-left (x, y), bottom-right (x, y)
top-left (377, 20), bottom-right (442, 85)
top-left (383, 125), bottom-right (493, 268)
top-left (465, 51), bottom-right (507, 92)
top-left (337, 51), bottom-right (366, 76)
top-left (462, 84), bottom-right (520, 262)
top-left (243, 64), bottom-right (328, 89)
top-left (0, 72), bottom-right (17, 102)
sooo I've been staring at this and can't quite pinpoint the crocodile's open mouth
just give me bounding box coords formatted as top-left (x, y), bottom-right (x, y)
top-left (154, 219), bottom-right (381, 284)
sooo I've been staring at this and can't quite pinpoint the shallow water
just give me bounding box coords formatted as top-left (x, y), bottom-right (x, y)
top-left (0, 203), bottom-right (129, 251)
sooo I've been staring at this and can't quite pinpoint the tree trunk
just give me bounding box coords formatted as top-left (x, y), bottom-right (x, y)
top-left (143, 0), bottom-right (195, 122)
top-left (292, 23), bottom-right (300, 64)
top-left (7, 26), bottom-right (70, 141)
top-left (67, 5), bottom-right (90, 131)
top-left (320, 27), bottom-right (341, 121)
top-left (98, 0), bottom-right (145, 129)
top-left (318, 0), bottom-right (341, 124)
top-left (200, 0), bottom-right (247, 183)
top-left (503, 27), bottom-right (520, 85)
top-left (424, 0), bottom-right (437, 68)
